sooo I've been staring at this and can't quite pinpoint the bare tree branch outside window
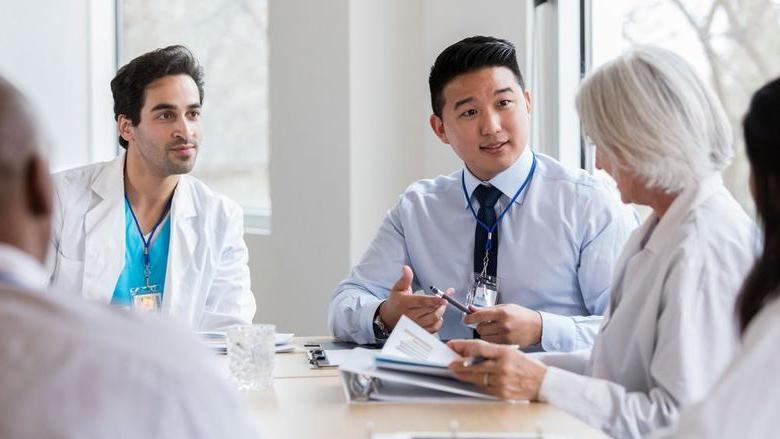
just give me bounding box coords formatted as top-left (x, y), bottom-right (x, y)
top-left (619, 0), bottom-right (780, 214)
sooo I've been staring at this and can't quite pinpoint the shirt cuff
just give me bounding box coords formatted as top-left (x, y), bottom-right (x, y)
top-left (359, 299), bottom-right (383, 344)
top-left (538, 311), bottom-right (577, 352)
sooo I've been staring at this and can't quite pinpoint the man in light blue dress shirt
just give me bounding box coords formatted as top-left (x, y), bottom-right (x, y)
top-left (328, 36), bottom-right (638, 350)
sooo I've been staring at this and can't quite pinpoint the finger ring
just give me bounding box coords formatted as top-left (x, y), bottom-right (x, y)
top-left (482, 372), bottom-right (490, 387)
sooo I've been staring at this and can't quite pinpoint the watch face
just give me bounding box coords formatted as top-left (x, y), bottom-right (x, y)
top-left (373, 316), bottom-right (389, 339)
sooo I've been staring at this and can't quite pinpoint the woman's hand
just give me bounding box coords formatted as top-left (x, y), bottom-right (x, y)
top-left (447, 339), bottom-right (547, 401)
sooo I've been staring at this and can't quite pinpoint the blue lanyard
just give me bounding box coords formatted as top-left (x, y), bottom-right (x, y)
top-left (125, 193), bottom-right (173, 287)
top-left (461, 153), bottom-right (537, 253)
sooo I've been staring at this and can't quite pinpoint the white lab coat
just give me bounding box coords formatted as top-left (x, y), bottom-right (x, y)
top-left (537, 174), bottom-right (757, 438)
top-left (655, 295), bottom-right (780, 438)
top-left (47, 153), bottom-right (256, 331)
top-left (0, 243), bottom-right (261, 439)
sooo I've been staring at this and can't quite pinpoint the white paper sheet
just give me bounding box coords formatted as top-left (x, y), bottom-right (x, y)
top-left (377, 315), bottom-right (459, 368)
top-left (198, 331), bottom-right (296, 354)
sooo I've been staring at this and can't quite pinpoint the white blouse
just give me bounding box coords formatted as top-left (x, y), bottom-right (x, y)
top-left (537, 175), bottom-right (758, 438)
top-left (658, 295), bottom-right (780, 438)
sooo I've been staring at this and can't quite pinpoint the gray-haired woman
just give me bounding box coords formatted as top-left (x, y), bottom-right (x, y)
top-left (447, 46), bottom-right (757, 438)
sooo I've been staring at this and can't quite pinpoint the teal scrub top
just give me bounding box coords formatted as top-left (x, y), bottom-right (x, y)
top-left (111, 199), bottom-right (171, 306)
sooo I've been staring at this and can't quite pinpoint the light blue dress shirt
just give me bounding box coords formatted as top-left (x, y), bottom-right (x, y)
top-left (328, 147), bottom-right (639, 350)
top-left (111, 200), bottom-right (171, 306)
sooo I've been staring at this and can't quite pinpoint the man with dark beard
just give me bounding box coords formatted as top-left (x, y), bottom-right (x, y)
top-left (47, 46), bottom-right (255, 331)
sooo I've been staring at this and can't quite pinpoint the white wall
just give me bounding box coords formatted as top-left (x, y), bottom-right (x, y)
top-left (0, 0), bottom-right (116, 170)
top-left (252, 0), bottom-right (352, 336)
top-left (348, 0), bottom-right (426, 264)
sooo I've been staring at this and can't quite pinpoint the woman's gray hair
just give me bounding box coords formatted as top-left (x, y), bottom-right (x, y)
top-left (576, 46), bottom-right (733, 193)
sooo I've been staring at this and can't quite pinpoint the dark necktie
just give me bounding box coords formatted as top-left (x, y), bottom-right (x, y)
top-left (473, 184), bottom-right (503, 277)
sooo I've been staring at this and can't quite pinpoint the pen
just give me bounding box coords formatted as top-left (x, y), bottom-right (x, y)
top-left (459, 344), bottom-right (521, 367)
top-left (429, 285), bottom-right (473, 314)
top-left (461, 356), bottom-right (487, 367)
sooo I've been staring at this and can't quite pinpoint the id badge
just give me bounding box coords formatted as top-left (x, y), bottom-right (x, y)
top-left (466, 273), bottom-right (500, 308)
top-left (130, 285), bottom-right (162, 312)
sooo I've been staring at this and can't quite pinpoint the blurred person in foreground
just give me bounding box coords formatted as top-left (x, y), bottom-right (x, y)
top-left (0, 74), bottom-right (259, 438)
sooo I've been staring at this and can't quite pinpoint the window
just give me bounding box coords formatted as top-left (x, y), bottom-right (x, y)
top-left (121, 0), bottom-right (271, 229)
top-left (589, 0), bottom-right (780, 215)
top-left (529, 1), bottom-right (587, 171)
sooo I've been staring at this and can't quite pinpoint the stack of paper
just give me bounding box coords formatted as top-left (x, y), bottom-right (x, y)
top-left (274, 332), bottom-right (296, 353)
top-left (199, 331), bottom-right (229, 353)
top-left (198, 331), bottom-right (296, 355)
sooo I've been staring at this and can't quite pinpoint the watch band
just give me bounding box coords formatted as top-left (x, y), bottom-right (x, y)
top-left (372, 306), bottom-right (391, 340)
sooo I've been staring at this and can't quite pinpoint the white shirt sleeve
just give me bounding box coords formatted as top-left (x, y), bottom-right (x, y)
top-left (199, 202), bottom-right (256, 330)
top-left (539, 252), bottom-right (732, 438)
top-left (531, 349), bottom-right (591, 375)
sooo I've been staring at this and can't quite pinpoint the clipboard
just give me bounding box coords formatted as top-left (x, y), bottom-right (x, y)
top-left (305, 340), bottom-right (382, 369)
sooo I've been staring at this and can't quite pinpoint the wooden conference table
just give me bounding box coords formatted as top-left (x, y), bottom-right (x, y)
top-left (220, 337), bottom-right (608, 438)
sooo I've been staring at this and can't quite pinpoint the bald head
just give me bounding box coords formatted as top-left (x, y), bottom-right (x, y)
top-left (0, 76), bottom-right (38, 194)
top-left (0, 74), bottom-right (52, 263)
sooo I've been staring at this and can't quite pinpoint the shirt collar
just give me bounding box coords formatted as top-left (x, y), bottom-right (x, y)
top-left (462, 146), bottom-right (534, 208)
top-left (0, 243), bottom-right (49, 291)
top-left (644, 173), bottom-right (725, 253)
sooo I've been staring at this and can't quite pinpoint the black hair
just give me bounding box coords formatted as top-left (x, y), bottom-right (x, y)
top-left (110, 45), bottom-right (204, 148)
top-left (428, 36), bottom-right (525, 117)
top-left (737, 76), bottom-right (780, 333)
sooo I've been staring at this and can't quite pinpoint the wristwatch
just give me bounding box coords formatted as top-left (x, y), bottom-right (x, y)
top-left (372, 305), bottom-right (391, 340)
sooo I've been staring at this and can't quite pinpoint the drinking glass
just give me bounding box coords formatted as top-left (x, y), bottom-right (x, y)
top-left (225, 324), bottom-right (275, 391)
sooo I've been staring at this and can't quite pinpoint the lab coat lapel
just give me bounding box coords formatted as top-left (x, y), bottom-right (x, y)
top-left (83, 154), bottom-right (126, 302)
top-left (601, 175), bottom-right (723, 331)
top-left (162, 176), bottom-right (200, 317)
top-left (643, 174), bottom-right (722, 254)
top-left (599, 215), bottom-right (657, 331)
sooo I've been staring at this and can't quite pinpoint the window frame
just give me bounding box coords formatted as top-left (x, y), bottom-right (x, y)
top-left (529, 0), bottom-right (590, 172)
top-left (114, 0), bottom-right (271, 234)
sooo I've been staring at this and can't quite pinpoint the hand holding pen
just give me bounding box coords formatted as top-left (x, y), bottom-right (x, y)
top-left (447, 339), bottom-right (546, 401)
top-left (378, 266), bottom-right (448, 334)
